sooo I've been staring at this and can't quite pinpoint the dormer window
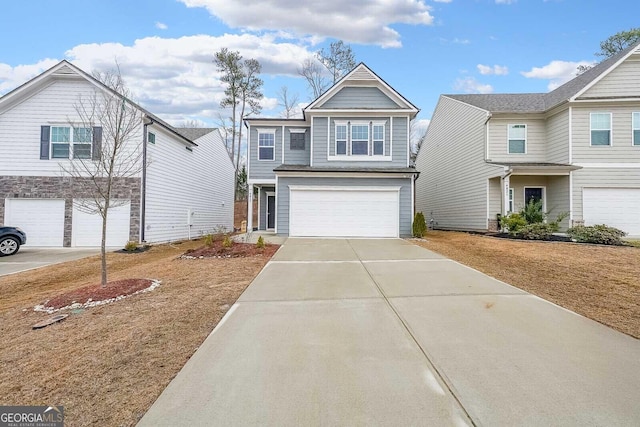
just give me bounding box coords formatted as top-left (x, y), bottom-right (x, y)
top-left (507, 124), bottom-right (526, 154)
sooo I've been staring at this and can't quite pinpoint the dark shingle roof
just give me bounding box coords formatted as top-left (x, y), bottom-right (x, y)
top-left (175, 127), bottom-right (217, 141)
top-left (447, 40), bottom-right (640, 114)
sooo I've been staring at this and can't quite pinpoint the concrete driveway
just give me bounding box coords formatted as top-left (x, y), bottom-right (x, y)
top-left (0, 247), bottom-right (102, 276)
top-left (139, 238), bottom-right (640, 426)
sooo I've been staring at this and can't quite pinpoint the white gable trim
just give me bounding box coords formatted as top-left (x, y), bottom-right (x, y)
top-left (572, 45), bottom-right (640, 101)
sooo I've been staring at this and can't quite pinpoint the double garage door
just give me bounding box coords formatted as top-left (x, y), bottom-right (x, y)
top-left (4, 198), bottom-right (131, 246)
top-left (289, 187), bottom-right (399, 237)
top-left (583, 188), bottom-right (640, 236)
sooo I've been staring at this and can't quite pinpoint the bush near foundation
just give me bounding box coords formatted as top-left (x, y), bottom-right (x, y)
top-left (413, 212), bottom-right (427, 238)
top-left (567, 224), bottom-right (627, 246)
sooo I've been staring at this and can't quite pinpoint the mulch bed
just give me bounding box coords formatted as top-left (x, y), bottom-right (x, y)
top-left (487, 232), bottom-right (572, 242)
top-left (183, 241), bottom-right (279, 259)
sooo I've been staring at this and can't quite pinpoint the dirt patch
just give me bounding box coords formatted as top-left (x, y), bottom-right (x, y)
top-left (0, 238), bottom-right (272, 426)
top-left (184, 241), bottom-right (279, 259)
top-left (412, 231), bottom-right (640, 339)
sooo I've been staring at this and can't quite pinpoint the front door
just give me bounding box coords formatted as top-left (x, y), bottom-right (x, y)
top-left (524, 187), bottom-right (544, 207)
top-left (267, 195), bottom-right (275, 229)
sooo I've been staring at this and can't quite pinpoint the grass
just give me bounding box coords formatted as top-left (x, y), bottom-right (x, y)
top-left (0, 239), bottom-right (274, 426)
top-left (413, 231), bottom-right (640, 339)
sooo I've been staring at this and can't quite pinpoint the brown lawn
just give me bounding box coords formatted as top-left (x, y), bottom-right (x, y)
top-left (413, 231), bottom-right (640, 339)
top-left (0, 239), bottom-right (275, 426)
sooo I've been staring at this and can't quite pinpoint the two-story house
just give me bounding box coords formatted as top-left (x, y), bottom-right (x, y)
top-left (0, 60), bottom-right (235, 248)
top-left (415, 41), bottom-right (640, 237)
top-left (245, 64), bottom-right (419, 237)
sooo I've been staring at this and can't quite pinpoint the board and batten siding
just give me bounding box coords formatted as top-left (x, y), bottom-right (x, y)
top-left (145, 128), bottom-right (234, 243)
top-left (283, 127), bottom-right (310, 165)
top-left (415, 96), bottom-right (502, 231)
top-left (546, 109), bottom-right (570, 163)
top-left (311, 116), bottom-right (409, 167)
top-left (487, 118), bottom-right (547, 162)
top-left (571, 104), bottom-right (640, 163)
top-left (318, 86), bottom-right (402, 109)
top-left (0, 78), bottom-right (143, 177)
top-left (571, 167), bottom-right (640, 222)
top-left (248, 125), bottom-right (282, 180)
top-left (581, 55), bottom-right (640, 99)
top-left (276, 177), bottom-right (412, 236)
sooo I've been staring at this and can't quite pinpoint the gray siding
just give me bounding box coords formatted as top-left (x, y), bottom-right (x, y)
top-left (312, 116), bottom-right (409, 167)
top-left (546, 109), bottom-right (570, 163)
top-left (319, 87), bottom-right (401, 109)
top-left (248, 125), bottom-right (282, 180)
top-left (581, 54), bottom-right (640, 99)
top-left (488, 118), bottom-right (547, 162)
top-left (415, 96), bottom-right (502, 231)
top-left (571, 104), bottom-right (640, 163)
top-left (276, 177), bottom-right (412, 236)
top-left (283, 127), bottom-right (310, 165)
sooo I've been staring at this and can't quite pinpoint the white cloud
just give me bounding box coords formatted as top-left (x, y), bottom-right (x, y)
top-left (0, 58), bottom-right (60, 93)
top-left (521, 59), bottom-right (596, 90)
top-left (477, 64), bottom-right (508, 75)
top-left (179, 0), bottom-right (434, 48)
top-left (155, 22), bottom-right (168, 30)
top-left (453, 77), bottom-right (493, 94)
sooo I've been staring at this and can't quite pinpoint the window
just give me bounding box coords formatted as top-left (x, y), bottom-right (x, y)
top-left (290, 132), bottom-right (305, 150)
top-left (258, 130), bottom-right (275, 160)
top-left (51, 126), bottom-right (93, 159)
top-left (633, 112), bottom-right (640, 146)
top-left (508, 188), bottom-right (514, 213)
top-left (148, 132), bottom-right (156, 144)
top-left (373, 124), bottom-right (384, 155)
top-left (351, 124), bottom-right (369, 155)
top-left (508, 124), bottom-right (526, 154)
top-left (336, 124), bottom-right (347, 155)
top-left (590, 113), bottom-right (611, 146)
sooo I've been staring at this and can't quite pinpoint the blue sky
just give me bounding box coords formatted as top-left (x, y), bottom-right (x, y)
top-left (1, 0), bottom-right (638, 135)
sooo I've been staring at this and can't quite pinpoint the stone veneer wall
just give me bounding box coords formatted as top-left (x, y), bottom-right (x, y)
top-left (0, 176), bottom-right (141, 246)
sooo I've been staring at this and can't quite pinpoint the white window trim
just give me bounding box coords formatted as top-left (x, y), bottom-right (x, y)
top-left (334, 121), bottom-right (348, 156)
top-left (507, 124), bottom-right (527, 154)
top-left (50, 125), bottom-right (93, 160)
top-left (589, 112), bottom-right (612, 147)
top-left (350, 121), bottom-right (370, 156)
top-left (508, 188), bottom-right (514, 213)
top-left (523, 186), bottom-right (546, 212)
top-left (329, 119), bottom-right (391, 161)
top-left (289, 128), bottom-right (307, 134)
top-left (257, 128), bottom-right (276, 161)
top-left (372, 121), bottom-right (386, 156)
top-left (632, 112), bottom-right (640, 146)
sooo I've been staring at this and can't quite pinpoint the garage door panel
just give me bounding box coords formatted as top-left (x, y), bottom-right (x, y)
top-left (72, 200), bottom-right (131, 247)
top-left (583, 188), bottom-right (640, 236)
top-left (4, 199), bottom-right (66, 246)
top-left (290, 188), bottom-right (399, 238)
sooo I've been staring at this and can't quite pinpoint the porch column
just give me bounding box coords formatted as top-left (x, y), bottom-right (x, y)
top-left (247, 184), bottom-right (253, 232)
top-left (502, 175), bottom-right (510, 216)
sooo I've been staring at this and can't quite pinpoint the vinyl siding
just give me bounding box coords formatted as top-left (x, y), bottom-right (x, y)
top-left (581, 56), bottom-right (640, 99)
top-left (547, 175), bottom-right (570, 230)
top-left (248, 125), bottom-right (282, 179)
top-left (415, 96), bottom-right (502, 230)
top-left (145, 128), bottom-right (234, 243)
top-left (319, 87), bottom-right (401, 109)
top-left (0, 78), bottom-right (143, 176)
top-left (312, 116), bottom-right (409, 167)
top-left (488, 118), bottom-right (547, 162)
top-left (283, 127), bottom-right (310, 165)
top-left (488, 177), bottom-right (502, 218)
top-left (571, 104), bottom-right (640, 163)
top-left (571, 166), bottom-right (640, 222)
top-left (276, 177), bottom-right (412, 236)
top-left (546, 109), bottom-right (570, 163)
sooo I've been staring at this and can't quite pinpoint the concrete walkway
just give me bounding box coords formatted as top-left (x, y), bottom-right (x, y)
top-left (139, 238), bottom-right (640, 426)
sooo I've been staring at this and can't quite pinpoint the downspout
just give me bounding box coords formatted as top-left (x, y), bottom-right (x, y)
top-left (141, 116), bottom-right (154, 242)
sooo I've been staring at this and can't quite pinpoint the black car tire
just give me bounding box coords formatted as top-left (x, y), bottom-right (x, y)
top-left (0, 236), bottom-right (20, 256)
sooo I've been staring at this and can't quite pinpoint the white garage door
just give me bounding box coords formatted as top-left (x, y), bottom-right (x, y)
top-left (72, 200), bottom-right (131, 247)
top-left (289, 187), bottom-right (399, 237)
top-left (4, 199), bottom-right (66, 246)
top-left (583, 188), bottom-right (640, 236)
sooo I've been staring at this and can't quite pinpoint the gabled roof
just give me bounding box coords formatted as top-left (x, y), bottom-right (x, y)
top-left (446, 40), bottom-right (640, 114)
top-left (0, 60), bottom-right (197, 146)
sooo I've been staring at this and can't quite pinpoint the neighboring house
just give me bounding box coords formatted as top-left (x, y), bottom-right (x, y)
top-left (416, 41), bottom-right (640, 237)
top-left (0, 60), bottom-right (235, 247)
top-left (245, 63), bottom-right (419, 237)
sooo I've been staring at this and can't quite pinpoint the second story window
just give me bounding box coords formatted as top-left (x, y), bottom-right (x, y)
top-left (351, 124), bottom-right (369, 155)
top-left (258, 129), bottom-right (275, 160)
top-left (507, 124), bottom-right (526, 154)
top-left (590, 113), bottom-right (611, 146)
top-left (51, 126), bottom-right (93, 159)
top-left (373, 124), bottom-right (385, 155)
top-left (633, 112), bottom-right (640, 146)
top-left (290, 131), bottom-right (305, 150)
top-left (336, 124), bottom-right (347, 155)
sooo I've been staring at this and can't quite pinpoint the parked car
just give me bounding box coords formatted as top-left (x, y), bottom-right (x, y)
top-left (0, 226), bottom-right (27, 256)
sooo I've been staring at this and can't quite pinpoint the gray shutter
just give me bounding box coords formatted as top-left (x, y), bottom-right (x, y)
top-left (40, 126), bottom-right (50, 159)
top-left (92, 126), bottom-right (102, 160)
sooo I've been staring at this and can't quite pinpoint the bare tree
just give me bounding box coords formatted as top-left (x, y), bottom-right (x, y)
top-left (179, 119), bottom-right (203, 128)
top-left (317, 40), bottom-right (356, 84)
top-left (298, 58), bottom-right (330, 100)
top-left (214, 48), bottom-right (243, 164)
top-left (235, 58), bottom-right (263, 171)
top-left (213, 112), bottom-right (234, 156)
top-left (409, 119), bottom-right (428, 166)
top-left (61, 66), bottom-right (143, 287)
top-left (277, 86), bottom-right (300, 118)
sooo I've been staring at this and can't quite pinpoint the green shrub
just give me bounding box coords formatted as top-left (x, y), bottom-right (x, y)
top-left (567, 224), bottom-right (627, 245)
top-left (203, 233), bottom-right (214, 247)
top-left (222, 235), bottom-right (233, 248)
top-left (124, 241), bottom-right (138, 252)
top-left (521, 198), bottom-right (544, 224)
top-left (502, 213), bottom-right (528, 234)
top-left (256, 235), bottom-right (265, 249)
top-left (517, 222), bottom-right (559, 240)
top-left (413, 212), bottom-right (427, 238)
